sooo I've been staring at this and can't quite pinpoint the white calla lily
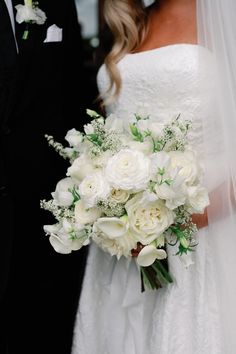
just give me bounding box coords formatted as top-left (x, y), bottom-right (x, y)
top-left (94, 217), bottom-right (129, 239)
top-left (137, 245), bottom-right (167, 267)
top-left (49, 234), bottom-right (72, 254)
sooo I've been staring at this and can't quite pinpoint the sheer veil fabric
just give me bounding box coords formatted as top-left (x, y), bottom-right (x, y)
top-left (197, 0), bottom-right (236, 352)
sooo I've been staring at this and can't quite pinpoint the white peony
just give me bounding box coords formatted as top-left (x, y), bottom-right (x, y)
top-left (74, 200), bottom-right (101, 225)
top-left (67, 154), bottom-right (96, 182)
top-left (79, 171), bottom-right (111, 208)
top-left (137, 245), bottom-right (167, 267)
top-left (105, 149), bottom-right (151, 192)
top-left (126, 193), bottom-right (175, 245)
top-left (51, 177), bottom-right (75, 207)
top-left (187, 186), bottom-right (210, 213)
top-left (65, 128), bottom-right (83, 148)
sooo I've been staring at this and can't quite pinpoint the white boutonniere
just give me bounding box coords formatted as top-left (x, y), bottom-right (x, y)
top-left (15, 0), bottom-right (47, 40)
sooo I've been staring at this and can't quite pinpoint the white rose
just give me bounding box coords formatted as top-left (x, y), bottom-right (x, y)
top-left (187, 186), bottom-right (210, 213)
top-left (110, 189), bottom-right (130, 203)
top-left (65, 128), bottom-right (83, 148)
top-left (105, 149), bottom-right (150, 192)
top-left (67, 154), bottom-right (96, 182)
top-left (74, 200), bottom-right (101, 225)
top-left (92, 215), bottom-right (138, 259)
top-left (79, 171), bottom-right (111, 208)
top-left (104, 114), bottom-right (123, 132)
top-left (137, 245), bottom-right (167, 267)
top-left (126, 193), bottom-right (175, 245)
top-left (169, 150), bottom-right (202, 186)
top-left (51, 177), bottom-right (75, 207)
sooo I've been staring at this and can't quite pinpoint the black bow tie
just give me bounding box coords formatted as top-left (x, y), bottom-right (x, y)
top-left (0, 0), bottom-right (17, 68)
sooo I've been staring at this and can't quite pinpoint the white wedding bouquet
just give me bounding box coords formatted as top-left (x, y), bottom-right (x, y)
top-left (41, 109), bottom-right (209, 291)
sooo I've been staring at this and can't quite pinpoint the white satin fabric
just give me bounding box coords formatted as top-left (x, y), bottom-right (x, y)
top-left (71, 45), bottom-right (224, 354)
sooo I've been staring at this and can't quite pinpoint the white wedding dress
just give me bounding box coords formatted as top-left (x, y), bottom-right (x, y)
top-left (72, 44), bottom-right (223, 354)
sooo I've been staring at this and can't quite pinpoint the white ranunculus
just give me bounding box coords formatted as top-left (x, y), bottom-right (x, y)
top-left (137, 245), bottom-right (167, 267)
top-left (93, 216), bottom-right (129, 238)
top-left (104, 114), bottom-right (123, 132)
top-left (187, 186), bottom-right (210, 213)
top-left (169, 150), bottom-right (202, 186)
top-left (51, 177), bottom-right (75, 207)
top-left (67, 154), bottom-right (96, 182)
top-left (74, 200), bottom-right (101, 225)
top-left (105, 149), bottom-right (151, 192)
top-left (126, 193), bottom-right (175, 245)
top-left (79, 171), bottom-right (111, 208)
top-left (15, 4), bottom-right (46, 24)
top-left (65, 129), bottom-right (83, 148)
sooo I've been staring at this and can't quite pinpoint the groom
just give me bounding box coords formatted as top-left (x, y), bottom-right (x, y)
top-left (1, 1), bottom-right (89, 353)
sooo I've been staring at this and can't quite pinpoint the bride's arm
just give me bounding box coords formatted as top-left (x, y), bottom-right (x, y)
top-left (193, 181), bottom-right (236, 229)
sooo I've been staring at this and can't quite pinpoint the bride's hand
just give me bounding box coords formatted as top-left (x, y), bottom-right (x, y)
top-left (191, 209), bottom-right (208, 229)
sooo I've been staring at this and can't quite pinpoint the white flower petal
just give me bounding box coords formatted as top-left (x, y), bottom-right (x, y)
top-left (49, 235), bottom-right (72, 254)
top-left (137, 245), bottom-right (167, 267)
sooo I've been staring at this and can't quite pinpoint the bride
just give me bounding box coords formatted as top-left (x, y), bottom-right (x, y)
top-left (72, 0), bottom-right (236, 353)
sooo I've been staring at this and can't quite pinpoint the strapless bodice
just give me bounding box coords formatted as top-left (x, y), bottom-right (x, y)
top-left (97, 44), bottom-right (216, 154)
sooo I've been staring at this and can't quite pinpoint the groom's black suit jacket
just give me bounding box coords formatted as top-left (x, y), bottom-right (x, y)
top-left (1, 1), bottom-right (90, 353)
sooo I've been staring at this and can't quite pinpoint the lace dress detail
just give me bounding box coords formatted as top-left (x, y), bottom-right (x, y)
top-left (71, 44), bottom-right (222, 354)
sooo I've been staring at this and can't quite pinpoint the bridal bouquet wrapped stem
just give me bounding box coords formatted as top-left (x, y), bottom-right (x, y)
top-left (41, 109), bottom-right (209, 291)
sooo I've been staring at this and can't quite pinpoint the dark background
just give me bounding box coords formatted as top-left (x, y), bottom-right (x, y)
top-left (0, 1), bottom-right (112, 353)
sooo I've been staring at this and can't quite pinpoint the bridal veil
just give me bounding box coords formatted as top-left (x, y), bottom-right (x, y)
top-left (197, 0), bottom-right (236, 352)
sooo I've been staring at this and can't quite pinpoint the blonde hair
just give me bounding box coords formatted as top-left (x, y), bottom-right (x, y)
top-left (102, 0), bottom-right (147, 104)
